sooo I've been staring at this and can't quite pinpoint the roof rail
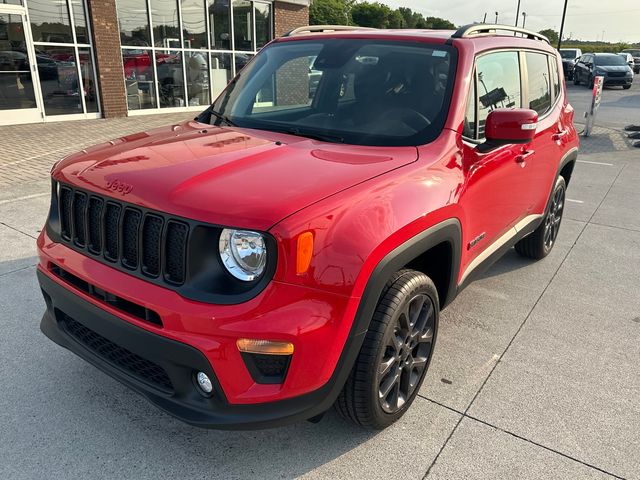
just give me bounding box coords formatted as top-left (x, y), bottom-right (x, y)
top-left (451, 23), bottom-right (550, 44)
top-left (284, 25), bottom-right (375, 37)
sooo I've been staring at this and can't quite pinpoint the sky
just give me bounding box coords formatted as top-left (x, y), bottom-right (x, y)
top-left (381, 0), bottom-right (640, 43)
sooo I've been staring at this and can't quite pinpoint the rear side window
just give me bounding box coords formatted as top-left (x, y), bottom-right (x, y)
top-left (476, 52), bottom-right (522, 139)
top-left (550, 57), bottom-right (561, 102)
top-left (525, 52), bottom-right (552, 115)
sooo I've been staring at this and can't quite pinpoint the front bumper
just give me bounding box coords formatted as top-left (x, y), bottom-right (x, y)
top-left (37, 231), bottom-right (365, 429)
top-left (602, 76), bottom-right (633, 86)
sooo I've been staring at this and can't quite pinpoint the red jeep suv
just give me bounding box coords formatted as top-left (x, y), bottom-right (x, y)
top-left (37, 24), bottom-right (578, 429)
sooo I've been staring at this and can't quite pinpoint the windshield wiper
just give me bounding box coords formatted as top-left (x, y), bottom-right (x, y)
top-left (278, 127), bottom-right (345, 144)
top-left (196, 106), bottom-right (236, 126)
top-left (210, 108), bottom-right (236, 127)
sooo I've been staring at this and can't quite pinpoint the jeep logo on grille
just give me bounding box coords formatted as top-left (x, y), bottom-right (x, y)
top-left (106, 179), bottom-right (133, 195)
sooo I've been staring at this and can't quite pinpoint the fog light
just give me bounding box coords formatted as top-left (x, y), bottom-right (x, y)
top-left (196, 371), bottom-right (213, 394)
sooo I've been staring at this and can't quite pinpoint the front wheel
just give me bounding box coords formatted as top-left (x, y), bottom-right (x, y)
top-left (335, 269), bottom-right (438, 429)
top-left (515, 176), bottom-right (566, 260)
top-left (573, 72), bottom-right (580, 85)
top-left (623, 85), bottom-right (631, 90)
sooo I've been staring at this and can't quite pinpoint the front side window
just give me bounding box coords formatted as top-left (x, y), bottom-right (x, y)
top-left (211, 39), bottom-right (457, 146)
top-left (476, 51), bottom-right (522, 139)
top-left (525, 52), bottom-right (551, 116)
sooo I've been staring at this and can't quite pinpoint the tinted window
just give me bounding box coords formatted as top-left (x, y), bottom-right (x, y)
top-left (550, 57), bottom-right (560, 102)
top-left (211, 40), bottom-right (457, 146)
top-left (476, 51), bottom-right (521, 139)
top-left (525, 52), bottom-right (551, 115)
top-left (463, 75), bottom-right (476, 139)
top-left (560, 50), bottom-right (577, 59)
top-left (595, 54), bottom-right (627, 66)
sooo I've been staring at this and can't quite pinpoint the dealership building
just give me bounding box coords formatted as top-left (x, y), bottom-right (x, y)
top-left (0, 0), bottom-right (309, 125)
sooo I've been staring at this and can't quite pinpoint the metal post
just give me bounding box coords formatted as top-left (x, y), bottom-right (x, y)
top-left (495, 11), bottom-right (499, 24)
top-left (522, 12), bottom-right (527, 28)
top-left (482, 12), bottom-right (487, 23)
top-left (557, 0), bottom-right (569, 50)
top-left (515, 0), bottom-right (521, 26)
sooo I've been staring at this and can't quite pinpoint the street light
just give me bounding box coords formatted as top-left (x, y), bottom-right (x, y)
top-left (515, 0), bottom-right (522, 27)
top-left (495, 11), bottom-right (499, 24)
top-left (522, 12), bottom-right (527, 28)
top-left (557, 0), bottom-right (569, 49)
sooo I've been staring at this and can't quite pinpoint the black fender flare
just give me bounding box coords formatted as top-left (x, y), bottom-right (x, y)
top-left (557, 147), bottom-right (579, 186)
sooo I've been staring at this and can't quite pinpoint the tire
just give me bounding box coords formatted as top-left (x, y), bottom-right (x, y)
top-left (623, 85), bottom-right (631, 90)
top-left (335, 269), bottom-right (439, 429)
top-left (515, 176), bottom-right (566, 260)
top-left (587, 75), bottom-right (594, 89)
top-left (573, 73), bottom-right (580, 85)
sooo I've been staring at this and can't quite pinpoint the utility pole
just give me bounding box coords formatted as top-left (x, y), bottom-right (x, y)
top-left (557, 0), bottom-right (569, 50)
top-left (482, 12), bottom-right (487, 23)
top-left (495, 11), bottom-right (499, 24)
top-left (515, 0), bottom-right (522, 27)
top-left (522, 12), bottom-right (527, 28)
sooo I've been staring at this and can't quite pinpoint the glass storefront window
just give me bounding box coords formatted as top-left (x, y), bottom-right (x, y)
top-left (185, 51), bottom-right (209, 106)
top-left (254, 2), bottom-right (270, 49)
top-left (117, 0), bottom-right (151, 46)
top-left (181, 0), bottom-right (207, 49)
top-left (123, 49), bottom-right (156, 109)
top-left (28, 0), bottom-right (73, 43)
top-left (35, 45), bottom-right (82, 115)
top-left (0, 13), bottom-right (37, 110)
top-left (233, 0), bottom-right (252, 51)
top-left (208, 0), bottom-right (230, 50)
top-left (151, 0), bottom-right (181, 48)
top-left (120, 0), bottom-right (272, 112)
top-left (210, 52), bottom-right (231, 99)
top-left (72, 0), bottom-right (89, 44)
top-left (78, 47), bottom-right (98, 112)
top-left (156, 50), bottom-right (185, 107)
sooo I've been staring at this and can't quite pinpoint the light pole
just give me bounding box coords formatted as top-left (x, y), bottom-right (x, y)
top-left (522, 12), bottom-right (527, 28)
top-left (557, 0), bottom-right (569, 50)
top-left (482, 12), bottom-right (487, 23)
top-left (515, 0), bottom-right (522, 27)
top-left (495, 11), bottom-right (499, 24)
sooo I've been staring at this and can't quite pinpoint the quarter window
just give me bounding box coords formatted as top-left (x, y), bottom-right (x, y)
top-left (476, 52), bottom-right (522, 139)
top-left (525, 52), bottom-right (552, 115)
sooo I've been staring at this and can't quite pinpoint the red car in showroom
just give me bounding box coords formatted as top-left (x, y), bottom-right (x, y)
top-left (37, 24), bottom-right (578, 429)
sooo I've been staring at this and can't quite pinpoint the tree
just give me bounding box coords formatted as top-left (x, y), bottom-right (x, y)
top-left (426, 17), bottom-right (456, 30)
top-left (351, 2), bottom-right (392, 29)
top-left (310, 0), bottom-right (352, 26)
top-left (539, 29), bottom-right (559, 45)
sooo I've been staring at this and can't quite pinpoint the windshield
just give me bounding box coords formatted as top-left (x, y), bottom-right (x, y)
top-left (623, 49), bottom-right (640, 57)
top-left (595, 54), bottom-right (627, 66)
top-left (208, 39), bottom-right (457, 146)
top-left (560, 50), bottom-right (577, 59)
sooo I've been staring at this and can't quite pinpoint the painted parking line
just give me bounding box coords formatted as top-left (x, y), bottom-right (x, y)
top-left (0, 193), bottom-right (49, 206)
top-left (566, 199), bottom-right (584, 204)
top-left (577, 160), bottom-right (614, 166)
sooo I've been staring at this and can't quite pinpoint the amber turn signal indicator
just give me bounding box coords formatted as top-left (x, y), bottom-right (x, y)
top-left (237, 338), bottom-right (294, 355)
top-left (296, 231), bottom-right (314, 274)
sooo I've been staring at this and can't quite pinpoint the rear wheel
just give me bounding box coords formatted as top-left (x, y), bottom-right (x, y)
top-left (335, 269), bottom-right (438, 429)
top-left (515, 176), bottom-right (566, 260)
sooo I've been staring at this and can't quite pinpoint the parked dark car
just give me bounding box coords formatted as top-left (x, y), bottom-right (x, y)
top-left (573, 53), bottom-right (634, 89)
top-left (559, 48), bottom-right (582, 80)
top-left (621, 49), bottom-right (640, 74)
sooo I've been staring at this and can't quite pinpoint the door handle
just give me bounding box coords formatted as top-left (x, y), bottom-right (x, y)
top-left (516, 150), bottom-right (535, 164)
top-left (553, 129), bottom-right (568, 141)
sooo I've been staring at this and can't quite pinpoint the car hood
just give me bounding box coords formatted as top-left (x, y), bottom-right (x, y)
top-left (53, 121), bottom-right (418, 231)
top-left (596, 65), bottom-right (631, 73)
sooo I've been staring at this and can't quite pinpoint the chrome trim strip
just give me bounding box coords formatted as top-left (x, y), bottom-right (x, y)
top-left (459, 214), bottom-right (543, 284)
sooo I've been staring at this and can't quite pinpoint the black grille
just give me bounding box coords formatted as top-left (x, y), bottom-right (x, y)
top-left (56, 184), bottom-right (189, 286)
top-left (122, 209), bottom-right (141, 269)
top-left (165, 221), bottom-right (188, 284)
top-left (142, 215), bottom-right (163, 277)
top-left (59, 312), bottom-right (173, 393)
top-left (72, 192), bottom-right (87, 246)
top-left (608, 71), bottom-right (625, 77)
top-left (87, 197), bottom-right (103, 254)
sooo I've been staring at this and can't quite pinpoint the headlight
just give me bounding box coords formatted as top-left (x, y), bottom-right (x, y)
top-left (219, 229), bottom-right (267, 281)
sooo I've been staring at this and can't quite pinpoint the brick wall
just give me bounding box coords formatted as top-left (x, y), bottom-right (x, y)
top-left (87, 0), bottom-right (127, 118)
top-left (273, 1), bottom-right (310, 37)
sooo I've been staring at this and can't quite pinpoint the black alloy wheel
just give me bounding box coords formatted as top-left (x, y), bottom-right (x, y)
top-left (543, 180), bottom-right (565, 251)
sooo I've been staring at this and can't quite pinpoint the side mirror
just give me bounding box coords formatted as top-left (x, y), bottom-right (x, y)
top-left (479, 108), bottom-right (538, 152)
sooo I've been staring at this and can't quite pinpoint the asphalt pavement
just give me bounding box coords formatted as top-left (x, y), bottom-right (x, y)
top-left (0, 78), bottom-right (638, 479)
